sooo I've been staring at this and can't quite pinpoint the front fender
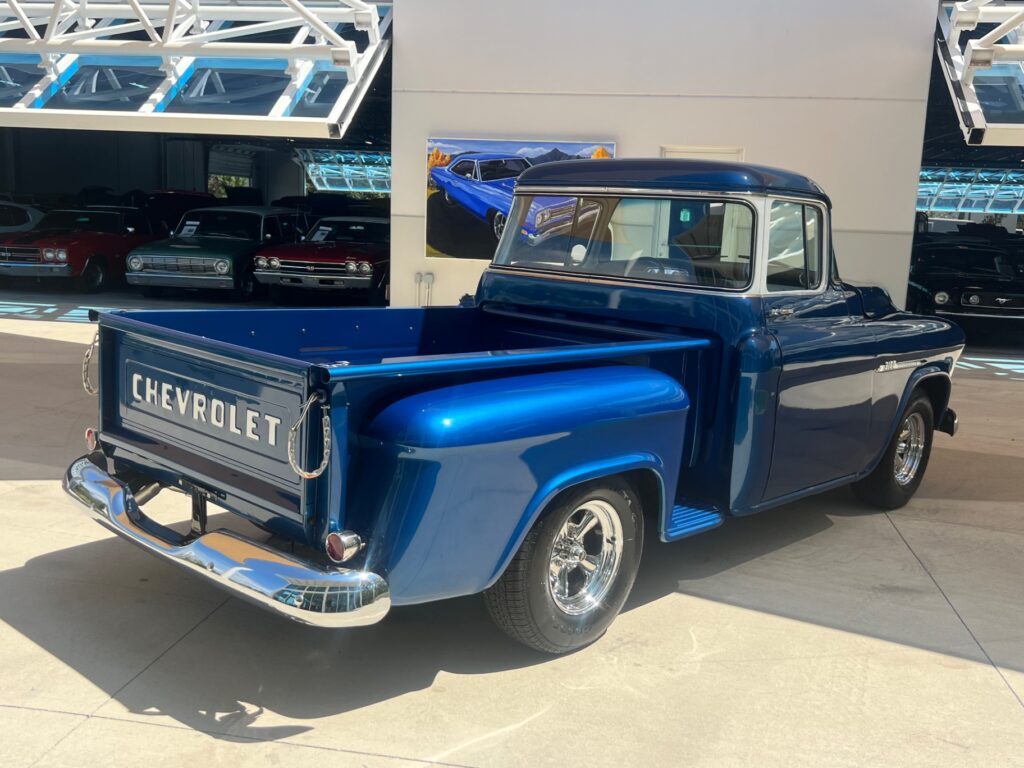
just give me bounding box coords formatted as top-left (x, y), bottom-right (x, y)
top-left (862, 365), bottom-right (953, 477)
top-left (352, 365), bottom-right (689, 604)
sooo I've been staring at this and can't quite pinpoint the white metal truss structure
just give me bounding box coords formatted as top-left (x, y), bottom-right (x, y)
top-left (0, 0), bottom-right (391, 138)
top-left (297, 147), bottom-right (389, 193)
top-left (939, 0), bottom-right (1024, 146)
top-left (918, 167), bottom-right (1024, 213)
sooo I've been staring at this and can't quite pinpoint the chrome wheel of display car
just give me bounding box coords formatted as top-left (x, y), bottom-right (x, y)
top-left (491, 211), bottom-right (506, 241)
top-left (78, 259), bottom-right (107, 293)
top-left (484, 478), bottom-right (643, 654)
top-left (854, 393), bottom-right (934, 510)
top-left (547, 499), bottom-right (623, 616)
top-left (893, 412), bottom-right (926, 486)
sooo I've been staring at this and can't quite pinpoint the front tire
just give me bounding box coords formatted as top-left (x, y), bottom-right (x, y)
top-left (484, 478), bottom-right (643, 654)
top-left (853, 393), bottom-right (934, 510)
top-left (77, 259), bottom-right (107, 293)
top-left (490, 210), bottom-right (507, 242)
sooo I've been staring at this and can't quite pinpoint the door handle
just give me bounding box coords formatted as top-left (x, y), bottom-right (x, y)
top-left (768, 307), bottom-right (795, 318)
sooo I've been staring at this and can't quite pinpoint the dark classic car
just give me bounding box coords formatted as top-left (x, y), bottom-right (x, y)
top-left (908, 236), bottom-right (1024, 322)
top-left (429, 152), bottom-right (532, 240)
top-left (67, 159), bottom-right (964, 654)
top-left (125, 207), bottom-right (309, 298)
top-left (0, 207), bottom-right (160, 291)
top-left (254, 216), bottom-right (389, 301)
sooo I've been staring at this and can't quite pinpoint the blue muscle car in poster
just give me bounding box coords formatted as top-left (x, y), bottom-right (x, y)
top-left (430, 153), bottom-right (529, 241)
top-left (426, 138), bottom-right (614, 260)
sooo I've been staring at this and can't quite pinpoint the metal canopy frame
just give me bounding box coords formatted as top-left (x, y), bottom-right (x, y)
top-left (938, 0), bottom-right (1024, 147)
top-left (297, 147), bottom-right (389, 193)
top-left (0, 0), bottom-right (391, 138)
top-left (918, 166), bottom-right (1024, 213)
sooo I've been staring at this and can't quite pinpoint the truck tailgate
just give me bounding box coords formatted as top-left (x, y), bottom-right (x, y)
top-left (97, 315), bottom-right (324, 530)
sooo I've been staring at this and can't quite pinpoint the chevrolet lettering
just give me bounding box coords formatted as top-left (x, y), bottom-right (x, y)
top-left (64, 160), bottom-right (965, 653)
top-left (129, 373), bottom-right (282, 446)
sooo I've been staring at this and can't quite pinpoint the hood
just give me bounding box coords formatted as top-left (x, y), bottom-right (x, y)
top-left (260, 241), bottom-right (387, 263)
top-left (915, 268), bottom-right (1024, 292)
top-left (135, 236), bottom-right (260, 259)
top-left (0, 229), bottom-right (95, 247)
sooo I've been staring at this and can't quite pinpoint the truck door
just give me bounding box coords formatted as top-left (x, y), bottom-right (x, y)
top-left (761, 200), bottom-right (876, 501)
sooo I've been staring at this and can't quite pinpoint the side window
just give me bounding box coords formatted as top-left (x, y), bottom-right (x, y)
top-left (124, 212), bottom-right (148, 234)
top-left (0, 205), bottom-right (27, 227)
top-left (767, 200), bottom-right (824, 292)
top-left (279, 214), bottom-right (301, 243)
top-left (450, 160), bottom-right (476, 179)
top-left (263, 216), bottom-right (282, 243)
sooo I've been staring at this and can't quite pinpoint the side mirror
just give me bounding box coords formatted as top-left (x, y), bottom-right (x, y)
top-left (570, 244), bottom-right (587, 265)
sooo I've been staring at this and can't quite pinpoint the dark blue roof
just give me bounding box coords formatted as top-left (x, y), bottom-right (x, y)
top-left (516, 158), bottom-right (830, 203)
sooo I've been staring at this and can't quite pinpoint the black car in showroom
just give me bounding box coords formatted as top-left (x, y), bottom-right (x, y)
top-left (908, 236), bottom-right (1024, 322)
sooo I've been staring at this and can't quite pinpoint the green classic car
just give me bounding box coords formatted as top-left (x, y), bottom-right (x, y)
top-left (125, 207), bottom-right (309, 299)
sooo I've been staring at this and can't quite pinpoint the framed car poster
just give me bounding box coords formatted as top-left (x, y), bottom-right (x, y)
top-left (426, 138), bottom-right (615, 260)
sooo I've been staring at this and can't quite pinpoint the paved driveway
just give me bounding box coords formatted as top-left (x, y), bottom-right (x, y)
top-left (0, 294), bottom-right (1022, 767)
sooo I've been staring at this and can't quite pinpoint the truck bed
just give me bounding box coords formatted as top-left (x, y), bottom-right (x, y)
top-left (92, 305), bottom-right (711, 544)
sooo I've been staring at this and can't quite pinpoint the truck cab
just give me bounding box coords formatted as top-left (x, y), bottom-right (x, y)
top-left (65, 159), bottom-right (965, 653)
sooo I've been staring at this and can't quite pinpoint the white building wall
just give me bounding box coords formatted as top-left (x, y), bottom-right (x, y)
top-left (390, 0), bottom-right (938, 307)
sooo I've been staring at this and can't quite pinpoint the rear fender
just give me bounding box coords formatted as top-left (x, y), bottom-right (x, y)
top-left (354, 365), bottom-right (689, 604)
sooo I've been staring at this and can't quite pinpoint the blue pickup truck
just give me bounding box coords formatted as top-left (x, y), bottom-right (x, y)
top-left (65, 160), bottom-right (964, 653)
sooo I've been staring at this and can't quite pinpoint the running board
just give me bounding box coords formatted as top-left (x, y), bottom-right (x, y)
top-left (665, 503), bottom-right (724, 541)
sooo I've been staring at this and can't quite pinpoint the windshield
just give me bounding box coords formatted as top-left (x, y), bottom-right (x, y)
top-left (919, 247), bottom-right (1024, 276)
top-left (306, 219), bottom-right (389, 244)
top-left (478, 158), bottom-right (531, 182)
top-left (37, 210), bottom-right (120, 233)
top-left (494, 194), bottom-right (755, 289)
top-left (176, 210), bottom-right (261, 240)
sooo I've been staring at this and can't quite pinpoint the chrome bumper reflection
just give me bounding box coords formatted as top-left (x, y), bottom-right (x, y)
top-left (253, 269), bottom-right (372, 290)
top-left (0, 263), bottom-right (72, 277)
top-left (126, 273), bottom-right (235, 290)
top-left (63, 455), bottom-right (390, 628)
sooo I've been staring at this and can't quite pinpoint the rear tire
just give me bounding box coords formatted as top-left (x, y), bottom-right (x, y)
top-left (853, 393), bottom-right (934, 510)
top-left (484, 478), bottom-right (643, 654)
top-left (230, 268), bottom-right (255, 302)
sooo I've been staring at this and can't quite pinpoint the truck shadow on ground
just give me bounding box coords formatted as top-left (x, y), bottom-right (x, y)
top-left (2, 473), bottom-right (1016, 742)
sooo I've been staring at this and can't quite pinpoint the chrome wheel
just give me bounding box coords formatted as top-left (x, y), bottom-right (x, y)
top-left (547, 499), bottom-right (623, 616)
top-left (894, 412), bottom-right (926, 486)
top-left (492, 211), bottom-right (506, 241)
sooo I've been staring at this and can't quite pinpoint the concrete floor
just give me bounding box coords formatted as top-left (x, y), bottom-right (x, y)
top-left (0, 290), bottom-right (1022, 767)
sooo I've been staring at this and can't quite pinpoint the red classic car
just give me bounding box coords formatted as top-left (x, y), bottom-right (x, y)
top-left (0, 207), bottom-right (160, 291)
top-left (254, 216), bottom-right (390, 302)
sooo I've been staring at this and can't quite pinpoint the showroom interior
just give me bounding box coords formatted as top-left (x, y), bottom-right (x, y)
top-left (0, 2), bottom-right (1023, 767)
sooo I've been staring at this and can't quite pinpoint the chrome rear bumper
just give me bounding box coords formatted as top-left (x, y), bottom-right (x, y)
top-left (63, 455), bottom-right (390, 628)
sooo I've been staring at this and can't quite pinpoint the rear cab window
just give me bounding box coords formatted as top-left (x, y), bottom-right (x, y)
top-left (494, 193), bottom-right (755, 290)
